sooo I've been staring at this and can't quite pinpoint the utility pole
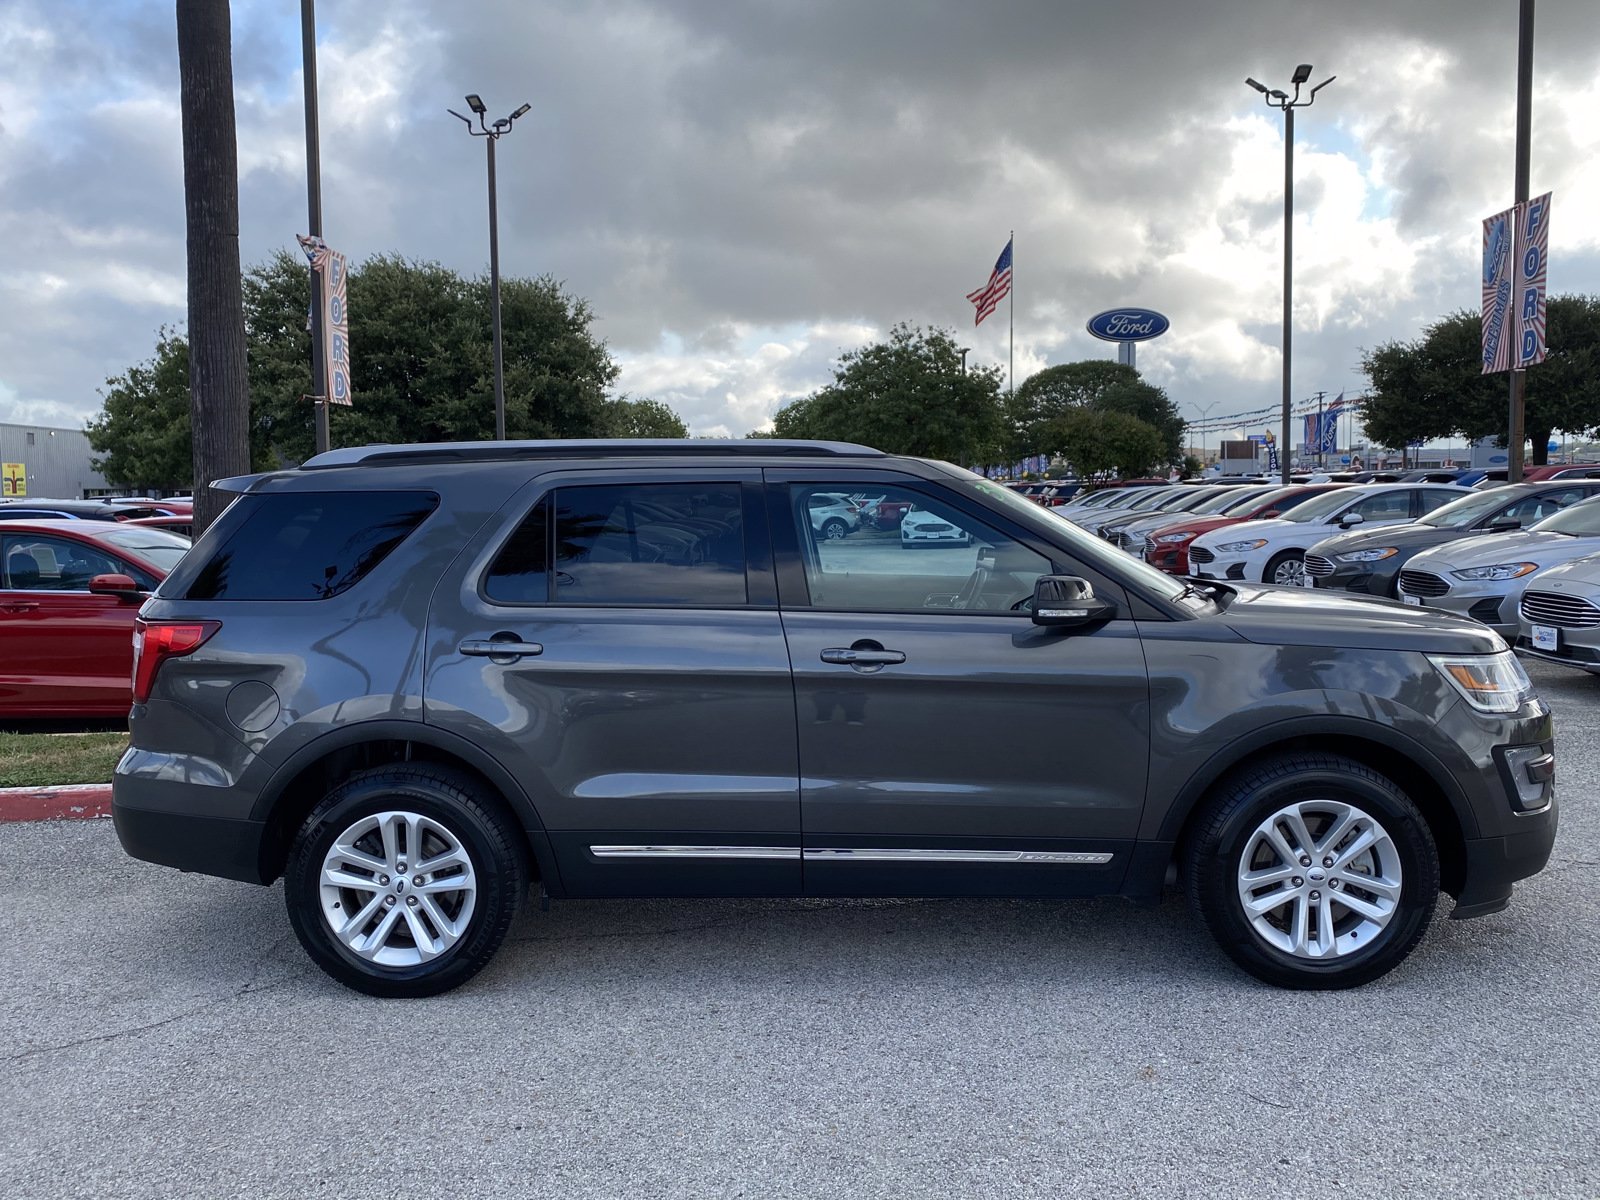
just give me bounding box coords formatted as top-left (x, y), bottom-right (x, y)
top-left (1506, 0), bottom-right (1534, 484)
top-left (301, 0), bottom-right (329, 453)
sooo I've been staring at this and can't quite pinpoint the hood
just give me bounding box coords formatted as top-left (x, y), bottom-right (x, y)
top-left (1408, 529), bottom-right (1596, 571)
top-left (1520, 554), bottom-right (1600, 597)
top-left (1215, 583), bottom-right (1505, 654)
top-left (1192, 517), bottom-right (1294, 546)
top-left (1308, 522), bottom-right (1485, 556)
top-left (1146, 514), bottom-right (1243, 540)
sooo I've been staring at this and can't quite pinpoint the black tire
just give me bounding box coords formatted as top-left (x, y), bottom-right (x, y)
top-left (1184, 753), bottom-right (1440, 989)
top-left (1263, 549), bottom-right (1305, 586)
top-left (821, 518), bottom-right (848, 541)
top-left (285, 765), bottom-right (527, 998)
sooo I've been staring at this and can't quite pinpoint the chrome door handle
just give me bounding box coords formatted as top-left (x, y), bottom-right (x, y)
top-left (820, 648), bottom-right (906, 666)
top-left (1, 601), bottom-right (40, 613)
top-left (460, 638), bottom-right (544, 659)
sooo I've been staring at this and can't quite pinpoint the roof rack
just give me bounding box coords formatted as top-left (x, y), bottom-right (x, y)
top-left (299, 438), bottom-right (886, 469)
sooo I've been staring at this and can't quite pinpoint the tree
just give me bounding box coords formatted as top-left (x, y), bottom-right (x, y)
top-left (1009, 360), bottom-right (1185, 465)
top-left (601, 397), bottom-right (689, 438)
top-left (769, 324), bottom-right (1006, 462)
top-left (90, 251), bottom-right (623, 484)
top-left (1047, 409), bottom-right (1164, 480)
top-left (1361, 297), bottom-right (1600, 465)
top-left (1008, 361), bottom-right (1137, 452)
top-left (176, 0), bottom-right (252, 532)
top-left (86, 331), bottom-right (193, 492)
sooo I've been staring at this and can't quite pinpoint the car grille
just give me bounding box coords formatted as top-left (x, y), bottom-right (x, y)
top-left (1142, 537), bottom-right (1157, 557)
top-left (1468, 598), bottom-right (1505, 625)
top-left (1521, 590), bottom-right (1600, 628)
top-left (1303, 554), bottom-right (1335, 578)
top-left (916, 522), bottom-right (953, 533)
top-left (1189, 545), bottom-right (1215, 565)
top-left (1113, 531), bottom-right (1139, 549)
top-left (1399, 569), bottom-right (1449, 597)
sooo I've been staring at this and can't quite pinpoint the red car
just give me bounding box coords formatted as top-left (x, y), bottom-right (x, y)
top-left (0, 519), bottom-right (191, 717)
top-left (1141, 484), bottom-right (1347, 575)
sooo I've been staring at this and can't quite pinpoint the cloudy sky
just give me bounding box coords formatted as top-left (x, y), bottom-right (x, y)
top-left (2, 0), bottom-right (1598, 445)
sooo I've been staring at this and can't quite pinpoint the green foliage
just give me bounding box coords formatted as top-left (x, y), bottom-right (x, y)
top-left (1009, 360), bottom-right (1184, 465)
top-left (85, 329), bottom-right (193, 491)
top-left (1047, 409), bottom-right (1164, 479)
top-left (91, 250), bottom-right (622, 486)
top-left (601, 397), bottom-right (689, 438)
top-left (1181, 454), bottom-right (1203, 479)
top-left (770, 324), bottom-right (1007, 462)
top-left (1361, 297), bottom-right (1600, 465)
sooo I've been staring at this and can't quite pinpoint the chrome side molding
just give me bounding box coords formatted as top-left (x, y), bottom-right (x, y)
top-left (589, 845), bottom-right (1113, 865)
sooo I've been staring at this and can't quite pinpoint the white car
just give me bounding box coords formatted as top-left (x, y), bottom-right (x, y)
top-left (1514, 552), bottom-right (1600, 673)
top-left (1188, 483), bottom-right (1471, 586)
top-left (806, 494), bottom-right (860, 541)
top-left (1399, 495), bottom-right (1600, 638)
top-left (900, 507), bottom-right (972, 547)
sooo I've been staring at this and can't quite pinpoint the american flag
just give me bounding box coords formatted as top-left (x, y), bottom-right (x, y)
top-left (966, 237), bottom-right (1013, 326)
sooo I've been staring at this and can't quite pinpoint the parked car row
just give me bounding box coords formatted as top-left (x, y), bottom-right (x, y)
top-left (1080, 472), bottom-right (1600, 678)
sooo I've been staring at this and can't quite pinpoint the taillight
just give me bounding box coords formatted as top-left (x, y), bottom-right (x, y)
top-left (132, 619), bottom-right (221, 703)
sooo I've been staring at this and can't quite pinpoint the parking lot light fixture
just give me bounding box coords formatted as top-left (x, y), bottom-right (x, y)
top-left (448, 95), bottom-right (534, 441)
top-left (1245, 65), bottom-right (1336, 483)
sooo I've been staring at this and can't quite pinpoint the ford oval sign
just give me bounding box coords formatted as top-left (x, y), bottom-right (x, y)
top-left (1086, 308), bottom-right (1170, 343)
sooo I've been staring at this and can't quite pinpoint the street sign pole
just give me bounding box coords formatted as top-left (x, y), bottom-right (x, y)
top-left (1507, 0), bottom-right (1534, 483)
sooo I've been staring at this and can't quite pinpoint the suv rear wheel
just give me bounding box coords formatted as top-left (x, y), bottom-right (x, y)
top-left (1185, 753), bottom-right (1440, 989)
top-left (284, 765), bottom-right (526, 997)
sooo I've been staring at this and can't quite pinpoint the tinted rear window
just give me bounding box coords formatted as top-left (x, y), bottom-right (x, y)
top-left (184, 491), bottom-right (437, 600)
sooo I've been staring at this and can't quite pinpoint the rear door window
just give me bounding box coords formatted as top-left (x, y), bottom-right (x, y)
top-left (485, 483), bottom-right (748, 606)
top-left (183, 492), bottom-right (437, 601)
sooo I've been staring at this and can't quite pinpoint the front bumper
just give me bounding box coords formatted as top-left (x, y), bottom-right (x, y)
top-left (1515, 631), bottom-right (1600, 673)
top-left (1144, 543), bottom-right (1193, 574)
top-left (1454, 818), bottom-right (1558, 918)
top-left (1309, 562), bottom-right (1401, 596)
top-left (1405, 585), bottom-right (1519, 638)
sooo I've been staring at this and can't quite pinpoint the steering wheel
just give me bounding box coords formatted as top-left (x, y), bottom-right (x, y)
top-left (950, 559), bottom-right (993, 610)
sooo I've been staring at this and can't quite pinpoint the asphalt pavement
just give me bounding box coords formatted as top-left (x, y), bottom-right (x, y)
top-left (3, 658), bottom-right (1598, 1199)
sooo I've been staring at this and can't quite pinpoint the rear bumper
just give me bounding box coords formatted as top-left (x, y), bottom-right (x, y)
top-left (112, 801), bottom-right (268, 884)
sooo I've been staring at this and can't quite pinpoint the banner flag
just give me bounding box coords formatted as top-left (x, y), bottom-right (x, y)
top-left (1322, 392), bottom-right (1344, 454)
top-left (1514, 192), bottom-right (1551, 368)
top-left (297, 235), bottom-right (353, 405)
top-left (1482, 205), bottom-right (1517, 374)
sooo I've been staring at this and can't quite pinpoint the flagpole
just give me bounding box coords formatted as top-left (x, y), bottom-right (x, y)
top-left (1008, 229), bottom-right (1015, 400)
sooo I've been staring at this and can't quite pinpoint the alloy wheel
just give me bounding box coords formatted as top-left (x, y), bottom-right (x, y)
top-left (318, 810), bottom-right (478, 966)
top-left (1235, 798), bottom-right (1402, 960)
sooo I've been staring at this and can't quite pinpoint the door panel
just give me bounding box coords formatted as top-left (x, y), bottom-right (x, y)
top-left (769, 475), bottom-right (1152, 898)
top-left (423, 470), bottom-right (801, 897)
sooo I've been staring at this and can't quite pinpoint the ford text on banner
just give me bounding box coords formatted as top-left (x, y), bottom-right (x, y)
top-left (1481, 205), bottom-right (1516, 374)
top-left (296, 235), bottom-right (354, 405)
top-left (1514, 192), bottom-right (1551, 368)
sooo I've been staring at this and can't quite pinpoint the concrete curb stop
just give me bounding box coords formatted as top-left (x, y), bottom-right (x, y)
top-left (0, 784), bottom-right (113, 823)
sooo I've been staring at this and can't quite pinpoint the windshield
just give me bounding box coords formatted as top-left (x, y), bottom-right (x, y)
top-left (1188, 488), bottom-right (1264, 516)
top-left (1224, 486), bottom-right (1297, 516)
top-left (98, 526), bottom-right (192, 573)
top-left (1279, 487), bottom-right (1365, 523)
top-left (959, 474), bottom-right (1190, 602)
top-left (1530, 495), bottom-right (1600, 536)
top-left (1124, 488), bottom-right (1179, 511)
top-left (1419, 488), bottom-right (1525, 529)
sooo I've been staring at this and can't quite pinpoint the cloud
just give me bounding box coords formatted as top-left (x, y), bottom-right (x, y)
top-left (2, 0), bottom-right (1598, 443)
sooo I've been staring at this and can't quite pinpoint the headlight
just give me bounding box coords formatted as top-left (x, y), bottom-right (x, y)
top-left (1334, 547), bottom-right (1399, 563)
top-left (1157, 531), bottom-right (1195, 543)
top-left (1449, 562), bottom-right (1539, 581)
top-left (1216, 538), bottom-right (1269, 552)
top-left (1427, 651), bottom-right (1536, 714)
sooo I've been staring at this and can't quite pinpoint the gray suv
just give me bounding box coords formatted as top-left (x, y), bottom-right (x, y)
top-left (113, 441), bottom-right (1557, 996)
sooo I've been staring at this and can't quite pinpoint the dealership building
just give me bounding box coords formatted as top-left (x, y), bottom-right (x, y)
top-left (0, 423), bottom-right (115, 499)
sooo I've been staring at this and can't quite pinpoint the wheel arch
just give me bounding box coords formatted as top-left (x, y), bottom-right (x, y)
top-left (1154, 719), bottom-right (1474, 899)
top-left (250, 720), bottom-right (562, 891)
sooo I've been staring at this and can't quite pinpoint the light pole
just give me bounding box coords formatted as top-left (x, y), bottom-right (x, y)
top-left (1246, 65), bottom-right (1335, 484)
top-left (959, 347), bottom-right (971, 374)
top-left (450, 95), bottom-right (531, 441)
top-left (301, 0), bottom-right (329, 453)
top-left (1192, 401), bottom-right (1217, 473)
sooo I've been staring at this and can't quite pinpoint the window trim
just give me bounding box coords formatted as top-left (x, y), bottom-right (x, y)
top-left (764, 472), bottom-right (1129, 619)
top-left (476, 471), bottom-right (774, 611)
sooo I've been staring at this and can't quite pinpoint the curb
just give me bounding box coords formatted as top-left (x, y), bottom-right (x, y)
top-left (0, 784), bottom-right (113, 823)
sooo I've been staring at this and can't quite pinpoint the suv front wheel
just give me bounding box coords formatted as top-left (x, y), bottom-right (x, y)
top-left (285, 765), bottom-right (526, 997)
top-left (1185, 753), bottom-right (1440, 989)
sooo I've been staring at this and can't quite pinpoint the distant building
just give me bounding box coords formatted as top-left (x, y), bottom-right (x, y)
top-left (0, 423), bottom-right (116, 499)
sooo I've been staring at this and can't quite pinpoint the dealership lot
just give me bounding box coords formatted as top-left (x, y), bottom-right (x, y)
top-left (3, 657), bottom-right (1597, 1199)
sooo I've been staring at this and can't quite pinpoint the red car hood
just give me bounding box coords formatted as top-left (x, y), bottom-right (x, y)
top-left (1143, 514), bottom-right (1251, 541)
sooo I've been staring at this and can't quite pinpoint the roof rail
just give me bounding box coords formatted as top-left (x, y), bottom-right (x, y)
top-left (299, 438), bottom-right (886, 469)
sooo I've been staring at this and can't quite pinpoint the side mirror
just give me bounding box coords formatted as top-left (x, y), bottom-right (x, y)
top-left (1031, 575), bottom-right (1116, 627)
top-left (1487, 517), bottom-right (1521, 532)
top-left (88, 573), bottom-right (144, 601)
top-left (1338, 512), bottom-right (1365, 528)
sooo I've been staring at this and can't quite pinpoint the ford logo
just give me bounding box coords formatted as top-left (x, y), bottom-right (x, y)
top-left (1086, 308), bottom-right (1170, 343)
